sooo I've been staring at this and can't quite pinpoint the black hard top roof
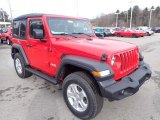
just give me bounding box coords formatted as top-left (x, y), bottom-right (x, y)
top-left (13, 13), bottom-right (44, 21)
top-left (13, 13), bottom-right (88, 21)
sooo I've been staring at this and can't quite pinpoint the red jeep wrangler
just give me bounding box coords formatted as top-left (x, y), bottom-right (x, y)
top-left (1, 27), bottom-right (12, 45)
top-left (11, 14), bottom-right (151, 119)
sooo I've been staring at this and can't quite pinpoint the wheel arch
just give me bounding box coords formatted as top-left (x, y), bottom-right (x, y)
top-left (56, 55), bottom-right (114, 81)
top-left (6, 36), bottom-right (9, 39)
top-left (11, 44), bottom-right (29, 65)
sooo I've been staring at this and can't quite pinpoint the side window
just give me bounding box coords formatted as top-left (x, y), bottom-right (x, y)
top-left (13, 21), bottom-right (20, 38)
top-left (19, 20), bottom-right (27, 39)
top-left (13, 20), bottom-right (26, 39)
top-left (29, 20), bottom-right (45, 38)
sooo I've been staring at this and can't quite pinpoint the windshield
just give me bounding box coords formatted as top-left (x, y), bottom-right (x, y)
top-left (47, 18), bottom-right (94, 36)
top-left (95, 28), bottom-right (104, 32)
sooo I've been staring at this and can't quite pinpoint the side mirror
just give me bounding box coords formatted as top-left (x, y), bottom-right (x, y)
top-left (33, 29), bottom-right (46, 42)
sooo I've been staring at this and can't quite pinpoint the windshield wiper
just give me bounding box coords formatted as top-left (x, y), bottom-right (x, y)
top-left (72, 32), bottom-right (92, 37)
top-left (53, 32), bottom-right (77, 38)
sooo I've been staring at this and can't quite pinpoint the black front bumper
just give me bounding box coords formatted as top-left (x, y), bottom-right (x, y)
top-left (98, 62), bottom-right (152, 101)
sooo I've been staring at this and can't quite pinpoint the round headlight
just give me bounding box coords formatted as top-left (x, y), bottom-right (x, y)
top-left (111, 56), bottom-right (116, 66)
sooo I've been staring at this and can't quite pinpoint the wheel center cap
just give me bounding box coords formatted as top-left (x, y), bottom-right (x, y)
top-left (75, 94), bottom-right (81, 100)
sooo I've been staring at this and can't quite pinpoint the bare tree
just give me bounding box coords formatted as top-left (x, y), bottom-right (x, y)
top-left (91, 5), bottom-right (160, 27)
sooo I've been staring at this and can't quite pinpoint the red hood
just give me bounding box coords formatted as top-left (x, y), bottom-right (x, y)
top-left (52, 37), bottom-right (138, 60)
top-left (51, 37), bottom-right (139, 80)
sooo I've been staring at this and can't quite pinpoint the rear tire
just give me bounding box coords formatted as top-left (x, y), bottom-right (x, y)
top-left (14, 53), bottom-right (32, 78)
top-left (62, 72), bottom-right (103, 120)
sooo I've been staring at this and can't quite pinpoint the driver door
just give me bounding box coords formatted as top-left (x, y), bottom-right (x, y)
top-left (27, 18), bottom-right (50, 74)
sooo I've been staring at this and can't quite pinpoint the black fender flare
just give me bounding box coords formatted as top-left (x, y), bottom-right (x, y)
top-left (11, 44), bottom-right (29, 65)
top-left (56, 55), bottom-right (114, 81)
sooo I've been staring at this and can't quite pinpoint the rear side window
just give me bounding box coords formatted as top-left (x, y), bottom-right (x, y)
top-left (13, 21), bottom-right (20, 38)
top-left (29, 20), bottom-right (45, 38)
top-left (20, 20), bottom-right (27, 39)
top-left (13, 19), bottom-right (27, 39)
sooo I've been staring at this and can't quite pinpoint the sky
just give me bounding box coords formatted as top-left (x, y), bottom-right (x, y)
top-left (0, 0), bottom-right (159, 19)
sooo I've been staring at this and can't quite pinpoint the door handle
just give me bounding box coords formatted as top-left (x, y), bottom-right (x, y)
top-left (27, 44), bottom-right (32, 47)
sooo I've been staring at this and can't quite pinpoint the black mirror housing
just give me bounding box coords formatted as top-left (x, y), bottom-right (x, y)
top-left (33, 29), bottom-right (45, 40)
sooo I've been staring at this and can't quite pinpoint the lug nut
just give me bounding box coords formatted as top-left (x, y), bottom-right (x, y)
top-left (120, 90), bottom-right (125, 95)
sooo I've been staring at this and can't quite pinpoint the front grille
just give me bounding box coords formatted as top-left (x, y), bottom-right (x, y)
top-left (119, 49), bottom-right (139, 74)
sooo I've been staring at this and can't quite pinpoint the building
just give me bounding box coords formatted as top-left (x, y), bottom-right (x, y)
top-left (0, 21), bottom-right (11, 30)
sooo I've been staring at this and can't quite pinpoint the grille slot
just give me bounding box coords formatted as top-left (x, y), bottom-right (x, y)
top-left (120, 49), bottom-right (138, 74)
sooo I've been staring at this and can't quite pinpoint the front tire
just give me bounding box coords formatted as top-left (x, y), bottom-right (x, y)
top-left (117, 33), bottom-right (121, 37)
top-left (132, 34), bottom-right (137, 38)
top-left (0, 39), bottom-right (3, 43)
top-left (62, 72), bottom-right (103, 120)
top-left (147, 32), bottom-right (151, 36)
top-left (14, 53), bottom-right (32, 78)
top-left (7, 38), bottom-right (11, 45)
